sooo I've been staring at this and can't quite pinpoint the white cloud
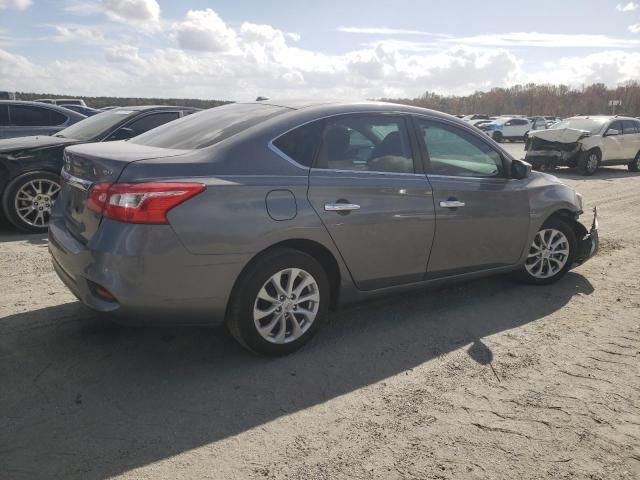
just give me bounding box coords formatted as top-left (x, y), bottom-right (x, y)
top-left (444, 32), bottom-right (640, 48)
top-left (616, 2), bottom-right (638, 12)
top-left (0, 0), bottom-right (32, 9)
top-left (49, 25), bottom-right (106, 44)
top-left (3, 8), bottom-right (640, 101)
top-left (102, 0), bottom-right (160, 30)
top-left (339, 26), bottom-right (444, 36)
top-left (173, 8), bottom-right (237, 52)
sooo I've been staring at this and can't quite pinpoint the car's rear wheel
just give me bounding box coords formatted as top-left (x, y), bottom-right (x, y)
top-left (2, 171), bottom-right (60, 233)
top-left (628, 151), bottom-right (640, 172)
top-left (516, 217), bottom-right (576, 285)
top-left (226, 248), bottom-right (329, 355)
top-left (492, 131), bottom-right (503, 143)
top-left (578, 149), bottom-right (600, 176)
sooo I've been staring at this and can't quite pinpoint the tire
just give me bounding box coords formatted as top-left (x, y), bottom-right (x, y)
top-left (628, 151), bottom-right (640, 172)
top-left (1, 171), bottom-right (60, 233)
top-left (577, 149), bottom-right (600, 176)
top-left (226, 248), bottom-right (330, 356)
top-left (515, 217), bottom-right (577, 285)
top-left (492, 131), bottom-right (503, 143)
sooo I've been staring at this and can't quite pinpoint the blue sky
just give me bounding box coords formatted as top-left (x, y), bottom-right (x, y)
top-left (1, 0), bottom-right (639, 100)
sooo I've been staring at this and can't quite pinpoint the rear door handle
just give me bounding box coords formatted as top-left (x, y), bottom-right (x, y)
top-left (439, 200), bottom-right (466, 208)
top-left (324, 203), bottom-right (361, 212)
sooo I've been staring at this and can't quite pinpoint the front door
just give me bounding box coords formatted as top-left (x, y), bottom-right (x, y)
top-left (307, 113), bottom-right (436, 290)
top-left (414, 117), bottom-right (531, 276)
top-left (602, 121), bottom-right (625, 162)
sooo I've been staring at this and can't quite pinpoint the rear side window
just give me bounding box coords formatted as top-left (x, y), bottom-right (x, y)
top-left (126, 112), bottom-right (180, 136)
top-left (272, 121), bottom-right (323, 167)
top-left (9, 105), bottom-right (67, 126)
top-left (314, 115), bottom-right (415, 173)
top-left (622, 120), bottom-right (639, 134)
top-left (131, 103), bottom-right (287, 149)
top-left (0, 105), bottom-right (8, 126)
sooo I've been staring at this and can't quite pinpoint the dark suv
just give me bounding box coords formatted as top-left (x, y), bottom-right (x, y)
top-left (0, 105), bottom-right (199, 232)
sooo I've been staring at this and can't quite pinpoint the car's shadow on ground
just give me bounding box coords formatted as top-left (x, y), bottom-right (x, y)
top-left (544, 166), bottom-right (636, 180)
top-left (1, 272), bottom-right (594, 479)
top-left (0, 218), bottom-right (47, 245)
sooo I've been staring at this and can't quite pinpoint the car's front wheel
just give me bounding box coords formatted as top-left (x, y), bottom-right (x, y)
top-left (226, 248), bottom-right (329, 355)
top-left (2, 171), bottom-right (60, 233)
top-left (492, 131), bottom-right (503, 143)
top-left (516, 218), bottom-right (576, 285)
top-left (628, 151), bottom-right (640, 172)
top-left (578, 149), bottom-right (600, 176)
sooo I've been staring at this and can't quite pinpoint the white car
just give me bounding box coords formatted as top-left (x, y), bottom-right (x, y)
top-left (525, 116), bottom-right (640, 175)
top-left (478, 117), bottom-right (532, 142)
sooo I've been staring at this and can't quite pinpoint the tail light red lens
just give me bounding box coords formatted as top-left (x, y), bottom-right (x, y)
top-left (87, 182), bottom-right (205, 224)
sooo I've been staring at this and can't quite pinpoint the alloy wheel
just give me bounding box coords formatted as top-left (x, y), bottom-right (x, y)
top-left (14, 178), bottom-right (60, 228)
top-left (253, 268), bottom-right (320, 344)
top-left (525, 228), bottom-right (570, 279)
top-left (586, 152), bottom-right (599, 173)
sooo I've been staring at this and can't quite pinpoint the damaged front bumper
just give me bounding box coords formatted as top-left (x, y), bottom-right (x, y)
top-left (525, 148), bottom-right (581, 168)
top-left (573, 207), bottom-right (599, 267)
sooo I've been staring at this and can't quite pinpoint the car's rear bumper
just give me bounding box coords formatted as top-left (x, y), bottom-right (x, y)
top-left (573, 207), bottom-right (599, 267)
top-left (48, 214), bottom-right (249, 326)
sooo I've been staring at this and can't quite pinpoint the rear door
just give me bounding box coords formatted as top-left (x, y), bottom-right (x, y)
top-left (306, 113), bottom-right (436, 290)
top-left (622, 120), bottom-right (640, 160)
top-left (414, 117), bottom-right (530, 276)
top-left (8, 104), bottom-right (68, 138)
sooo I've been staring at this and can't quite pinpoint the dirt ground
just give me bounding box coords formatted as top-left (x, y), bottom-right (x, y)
top-left (1, 144), bottom-right (639, 480)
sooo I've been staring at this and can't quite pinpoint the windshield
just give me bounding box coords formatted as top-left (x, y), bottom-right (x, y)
top-left (131, 103), bottom-right (287, 149)
top-left (551, 118), bottom-right (607, 133)
top-left (54, 109), bottom-right (138, 141)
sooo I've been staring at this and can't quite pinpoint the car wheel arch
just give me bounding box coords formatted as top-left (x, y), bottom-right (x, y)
top-left (544, 209), bottom-right (587, 239)
top-left (225, 239), bottom-right (343, 321)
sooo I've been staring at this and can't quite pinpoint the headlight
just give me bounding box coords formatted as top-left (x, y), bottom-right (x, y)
top-left (576, 192), bottom-right (584, 212)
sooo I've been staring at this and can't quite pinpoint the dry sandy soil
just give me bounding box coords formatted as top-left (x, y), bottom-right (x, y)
top-left (1, 144), bottom-right (639, 479)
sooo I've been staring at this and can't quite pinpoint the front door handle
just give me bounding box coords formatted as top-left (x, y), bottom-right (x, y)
top-left (439, 200), bottom-right (466, 208)
top-left (324, 202), bottom-right (361, 212)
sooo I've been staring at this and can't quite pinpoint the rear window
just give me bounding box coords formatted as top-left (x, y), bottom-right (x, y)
top-left (9, 105), bottom-right (67, 126)
top-left (131, 103), bottom-right (287, 149)
top-left (55, 109), bottom-right (138, 141)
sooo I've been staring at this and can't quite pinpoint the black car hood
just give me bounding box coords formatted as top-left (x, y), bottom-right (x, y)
top-left (0, 135), bottom-right (80, 155)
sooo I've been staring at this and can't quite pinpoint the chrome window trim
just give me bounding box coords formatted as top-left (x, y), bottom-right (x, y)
top-left (61, 170), bottom-right (93, 191)
top-left (310, 167), bottom-right (426, 178)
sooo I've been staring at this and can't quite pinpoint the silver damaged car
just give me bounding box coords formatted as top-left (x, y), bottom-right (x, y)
top-left (49, 101), bottom-right (599, 355)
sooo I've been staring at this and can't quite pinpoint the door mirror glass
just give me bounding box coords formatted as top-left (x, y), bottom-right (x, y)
top-left (605, 128), bottom-right (620, 136)
top-left (511, 158), bottom-right (531, 179)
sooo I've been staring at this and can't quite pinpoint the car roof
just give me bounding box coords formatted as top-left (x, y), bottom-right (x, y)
top-left (0, 100), bottom-right (86, 118)
top-left (237, 99), bottom-right (459, 121)
top-left (109, 105), bottom-right (201, 112)
top-left (569, 115), bottom-right (637, 121)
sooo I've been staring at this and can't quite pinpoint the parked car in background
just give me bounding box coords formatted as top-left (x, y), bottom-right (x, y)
top-left (0, 91), bottom-right (17, 100)
top-left (479, 116), bottom-right (532, 142)
top-left (35, 98), bottom-right (87, 107)
top-left (462, 114), bottom-right (490, 122)
top-left (49, 100), bottom-right (598, 355)
top-left (0, 100), bottom-right (85, 140)
top-left (469, 118), bottom-right (496, 129)
top-left (525, 116), bottom-right (640, 175)
top-left (60, 104), bottom-right (101, 117)
top-left (0, 105), bottom-right (199, 231)
top-left (528, 116), bottom-right (548, 131)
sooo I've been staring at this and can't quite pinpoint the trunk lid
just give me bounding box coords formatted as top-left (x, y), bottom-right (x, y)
top-left (59, 141), bottom-right (188, 242)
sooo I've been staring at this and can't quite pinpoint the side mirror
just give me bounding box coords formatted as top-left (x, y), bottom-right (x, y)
top-left (108, 127), bottom-right (135, 141)
top-left (511, 158), bottom-right (532, 179)
top-left (605, 128), bottom-right (620, 136)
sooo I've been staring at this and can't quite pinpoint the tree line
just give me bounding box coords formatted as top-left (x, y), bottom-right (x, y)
top-left (380, 82), bottom-right (640, 117)
top-left (15, 92), bottom-right (230, 110)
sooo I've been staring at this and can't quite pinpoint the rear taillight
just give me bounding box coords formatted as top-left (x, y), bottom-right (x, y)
top-left (87, 182), bottom-right (205, 224)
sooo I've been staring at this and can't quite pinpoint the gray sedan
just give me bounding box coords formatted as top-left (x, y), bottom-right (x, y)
top-left (0, 100), bottom-right (86, 139)
top-left (49, 101), bottom-right (598, 355)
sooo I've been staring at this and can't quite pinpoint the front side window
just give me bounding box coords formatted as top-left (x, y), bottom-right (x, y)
top-left (314, 115), bottom-right (415, 174)
top-left (125, 112), bottom-right (180, 136)
top-left (9, 105), bottom-right (67, 126)
top-left (606, 121), bottom-right (623, 135)
top-left (0, 105), bottom-right (8, 126)
top-left (417, 119), bottom-right (504, 178)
